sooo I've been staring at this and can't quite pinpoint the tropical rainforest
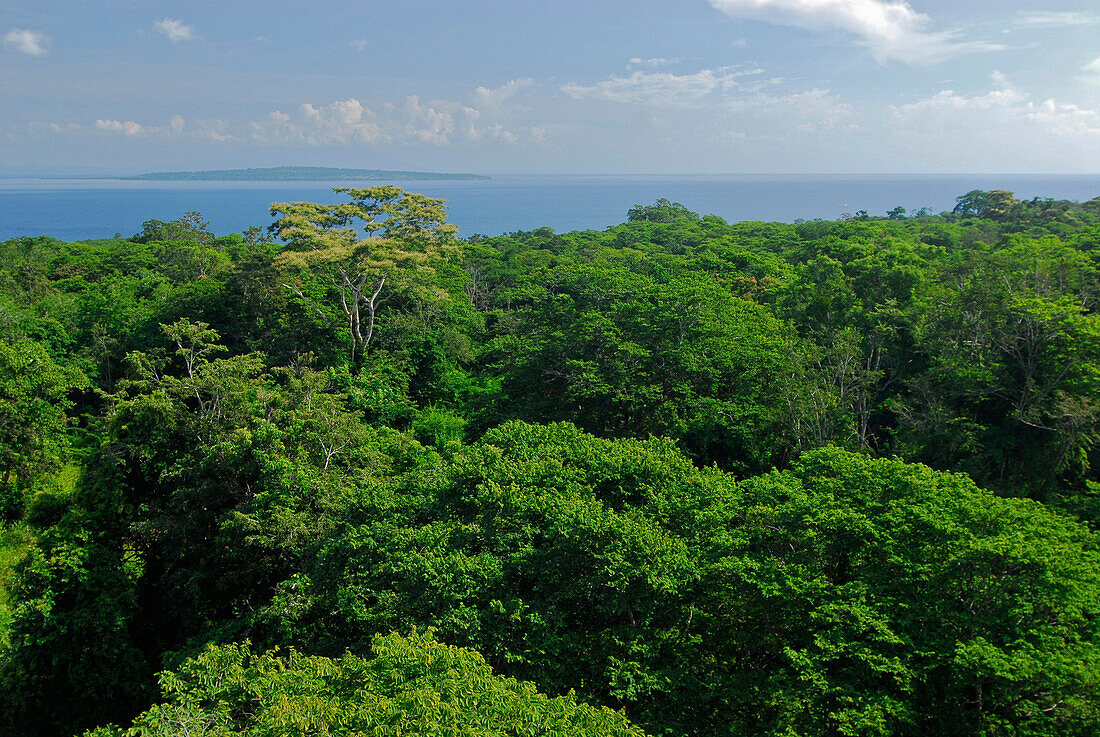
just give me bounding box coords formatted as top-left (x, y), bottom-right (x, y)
top-left (1, 186), bottom-right (1099, 736)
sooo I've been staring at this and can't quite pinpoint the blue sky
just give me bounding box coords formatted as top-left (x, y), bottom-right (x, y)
top-left (2, 0), bottom-right (1099, 175)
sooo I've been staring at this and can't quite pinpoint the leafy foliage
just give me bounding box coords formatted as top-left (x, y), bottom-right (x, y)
top-left (0, 339), bottom-right (85, 517)
top-left (271, 186), bottom-right (459, 362)
top-left (86, 631), bottom-right (647, 737)
top-left (0, 190), bottom-right (1099, 737)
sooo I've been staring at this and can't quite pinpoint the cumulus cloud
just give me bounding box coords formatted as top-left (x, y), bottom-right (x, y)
top-left (87, 96), bottom-right (501, 146)
top-left (893, 72), bottom-right (1100, 138)
top-left (721, 86), bottom-right (857, 131)
top-left (269, 98), bottom-right (382, 145)
top-left (1025, 100), bottom-right (1100, 137)
top-left (1083, 58), bottom-right (1100, 76)
top-left (397, 96), bottom-right (470, 144)
top-left (562, 67), bottom-right (764, 106)
top-left (894, 72), bottom-right (1024, 114)
top-left (561, 65), bottom-right (855, 138)
top-left (783, 88), bottom-right (857, 131)
top-left (52, 79), bottom-right (541, 149)
top-left (3, 28), bottom-right (49, 56)
top-left (1014, 11), bottom-right (1098, 28)
top-left (96, 119), bottom-right (148, 137)
top-left (629, 57), bottom-right (676, 67)
top-left (92, 115), bottom-right (231, 141)
top-left (707, 0), bottom-right (1004, 64)
top-left (193, 119), bottom-right (231, 142)
top-left (249, 81), bottom-right (540, 146)
top-left (154, 18), bottom-right (195, 42)
top-left (28, 122), bottom-right (80, 135)
top-left (256, 96), bottom-right (500, 146)
top-left (471, 78), bottom-right (533, 115)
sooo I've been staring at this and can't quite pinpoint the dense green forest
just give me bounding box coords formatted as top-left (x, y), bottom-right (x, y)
top-left (1, 186), bottom-right (1099, 736)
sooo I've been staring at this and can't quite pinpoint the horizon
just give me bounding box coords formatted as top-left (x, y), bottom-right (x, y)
top-left (3, 171), bottom-right (1097, 244)
top-left (4, 170), bottom-right (1100, 181)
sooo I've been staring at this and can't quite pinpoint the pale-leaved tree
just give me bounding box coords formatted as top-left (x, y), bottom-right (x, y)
top-left (270, 186), bottom-right (458, 363)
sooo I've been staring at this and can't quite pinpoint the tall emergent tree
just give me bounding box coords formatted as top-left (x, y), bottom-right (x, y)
top-left (270, 186), bottom-right (458, 363)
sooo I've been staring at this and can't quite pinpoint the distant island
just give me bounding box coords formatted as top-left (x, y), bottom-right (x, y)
top-left (123, 166), bottom-right (489, 181)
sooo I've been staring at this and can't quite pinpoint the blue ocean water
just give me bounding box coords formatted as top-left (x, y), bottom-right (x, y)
top-left (0, 174), bottom-right (1097, 241)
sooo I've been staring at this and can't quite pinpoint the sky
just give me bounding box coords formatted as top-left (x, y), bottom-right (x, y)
top-left (1, 0), bottom-right (1099, 175)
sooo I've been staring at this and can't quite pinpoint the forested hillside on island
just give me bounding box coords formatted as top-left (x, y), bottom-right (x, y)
top-left (3, 186), bottom-right (1100, 737)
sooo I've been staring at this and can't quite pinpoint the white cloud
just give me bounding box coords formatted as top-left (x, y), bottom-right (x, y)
top-left (77, 86), bottom-right (542, 147)
top-left (193, 119), bottom-right (231, 142)
top-left (248, 83), bottom-right (541, 147)
top-left (471, 78), bottom-right (533, 115)
top-left (42, 79), bottom-right (529, 150)
top-left (1015, 11), bottom-right (1098, 28)
top-left (280, 98), bottom-right (384, 144)
top-left (154, 18), bottom-right (195, 43)
top-left (400, 96), bottom-right (469, 144)
top-left (782, 88), bottom-right (856, 131)
top-left (350, 39), bottom-right (369, 51)
top-left (96, 119), bottom-right (147, 137)
top-left (1083, 58), bottom-right (1100, 76)
top-left (707, 0), bottom-right (1004, 64)
top-left (3, 28), bottom-right (49, 56)
top-left (28, 122), bottom-right (80, 135)
top-left (893, 72), bottom-right (1100, 139)
top-left (561, 65), bottom-right (856, 140)
top-left (92, 115), bottom-right (229, 141)
top-left (1025, 101), bottom-right (1100, 137)
top-left (629, 57), bottom-right (676, 67)
top-left (895, 72), bottom-right (1024, 115)
top-left (562, 67), bottom-right (763, 106)
top-left (721, 86), bottom-right (856, 132)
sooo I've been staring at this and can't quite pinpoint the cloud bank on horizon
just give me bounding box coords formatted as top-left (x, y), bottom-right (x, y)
top-left (1, 0), bottom-right (1099, 174)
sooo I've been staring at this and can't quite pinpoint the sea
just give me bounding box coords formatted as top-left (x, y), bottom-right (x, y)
top-left (1, 174), bottom-right (1098, 242)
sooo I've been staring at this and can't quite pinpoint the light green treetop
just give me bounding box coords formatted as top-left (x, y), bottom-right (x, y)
top-left (270, 187), bottom-right (458, 363)
top-left (85, 631), bottom-right (648, 737)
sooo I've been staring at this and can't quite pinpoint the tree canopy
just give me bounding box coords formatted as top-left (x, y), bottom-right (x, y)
top-left (1, 188), bottom-right (1100, 737)
top-left (270, 186), bottom-right (458, 362)
top-left (86, 632), bottom-right (646, 737)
